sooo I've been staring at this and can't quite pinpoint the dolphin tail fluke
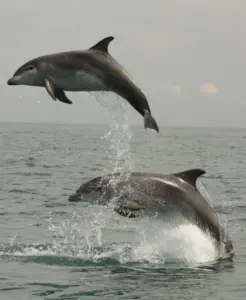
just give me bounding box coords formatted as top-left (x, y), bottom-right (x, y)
top-left (143, 110), bottom-right (159, 133)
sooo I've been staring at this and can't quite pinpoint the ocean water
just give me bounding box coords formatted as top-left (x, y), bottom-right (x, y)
top-left (0, 110), bottom-right (245, 299)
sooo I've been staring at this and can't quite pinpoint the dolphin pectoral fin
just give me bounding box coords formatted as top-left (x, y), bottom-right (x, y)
top-left (44, 79), bottom-right (72, 104)
top-left (114, 199), bottom-right (145, 218)
top-left (44, 77), bottom-right (56, 100)
top-left (143, 110), bottom-right (159, 133)
top-left (55, 89), bottom-right (73, 104)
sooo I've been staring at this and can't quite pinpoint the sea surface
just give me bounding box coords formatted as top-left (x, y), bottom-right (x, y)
top-left (0, 113), bottom-right (245, 299)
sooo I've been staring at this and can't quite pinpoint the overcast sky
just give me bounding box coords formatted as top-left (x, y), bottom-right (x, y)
top-left (0, 0), bottom-right (245, 128)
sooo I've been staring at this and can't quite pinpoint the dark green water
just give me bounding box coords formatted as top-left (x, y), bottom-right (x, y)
top-left (0, 120), bottom-right (245, 299)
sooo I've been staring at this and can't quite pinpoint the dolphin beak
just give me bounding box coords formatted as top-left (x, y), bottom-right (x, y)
top-left (68, 192), bottom-right (82, 202)
top-left (7, 77), bottom-right (17, 85)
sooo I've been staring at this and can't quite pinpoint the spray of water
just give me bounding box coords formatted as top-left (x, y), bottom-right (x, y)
top-left (90, 92), bottom-right (136, 207)
top-left (1, 209), bottom-right (219, 266)
top-left (96, 93), bottom-right (134, 176)
top-left (1, 94), bottom-right (222, 267)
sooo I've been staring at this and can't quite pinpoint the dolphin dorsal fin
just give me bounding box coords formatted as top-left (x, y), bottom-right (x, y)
top-left (89, 36), bottom-right (114, 53)
top-left (174, 169), bottom-right (206, 187)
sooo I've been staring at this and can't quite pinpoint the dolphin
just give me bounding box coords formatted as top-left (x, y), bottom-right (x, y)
top-left (68, 168), bottom-right (234, 259)
top-left (7, 36), bottom-right (159, 132)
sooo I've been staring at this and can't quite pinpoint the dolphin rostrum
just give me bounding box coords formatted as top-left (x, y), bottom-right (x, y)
top-left (68, 168), bottom-right (234, 259)
top-left (7, 36), bottom-right (159, 132)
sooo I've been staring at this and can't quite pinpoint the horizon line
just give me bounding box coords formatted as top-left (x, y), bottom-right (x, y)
top-left (0, 120), bottom-right (246, 131)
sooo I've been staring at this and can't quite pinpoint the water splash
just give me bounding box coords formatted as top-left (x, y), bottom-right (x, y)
top-left (1, 207), bottom-right (219, 267)
top-left (197, 180), bottom-right (213, 206)
top-left (131, 219), bottom-right (219, 265)
top-left (90, 93), bottom-right (135, 206)
top-left (92, 93), bottom-right (134, 176)
top-left (0, 94), bottom-right (221, 268)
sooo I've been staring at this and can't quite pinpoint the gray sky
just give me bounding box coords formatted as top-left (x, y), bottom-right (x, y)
top-left (0, 0), bottom-right (245, 128)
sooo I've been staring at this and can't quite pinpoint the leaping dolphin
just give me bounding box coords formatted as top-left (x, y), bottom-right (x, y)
top-left (68, 168), bottom-right (234, 259)
top-left (7, 36), bottom-right (159, 132)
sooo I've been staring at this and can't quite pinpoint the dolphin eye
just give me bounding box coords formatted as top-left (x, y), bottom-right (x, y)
top-left (25, 65), bottom-right (34, 71)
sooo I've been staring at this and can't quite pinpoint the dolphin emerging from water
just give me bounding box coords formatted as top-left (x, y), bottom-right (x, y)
top-left (68, 168), bottom-right (234, 259)
top-left (7, 36), bottom-right (159, 132)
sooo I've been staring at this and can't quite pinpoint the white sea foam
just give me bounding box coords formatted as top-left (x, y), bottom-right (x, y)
top-left (1, 208), bottom-right (219, 267)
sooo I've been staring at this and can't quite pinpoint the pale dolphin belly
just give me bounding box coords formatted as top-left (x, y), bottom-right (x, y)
top-left (51, 70), bottom-right (107, 92)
